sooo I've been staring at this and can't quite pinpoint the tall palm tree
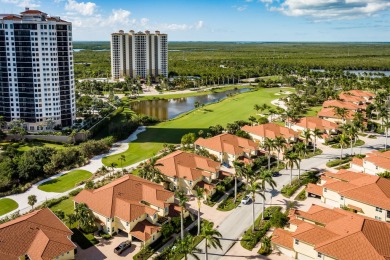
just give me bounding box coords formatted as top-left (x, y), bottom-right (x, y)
top-left (139, 157), bottom-right (163, 183)
top-left (199, 222), bottom-right (222, 260)
top-left (302, 129), bottom-right (312, 154)
top-left (339, 133), bottom-right (349, 159)
top-left (74, 203), bottom-right (95, 230)
top-left (312, 128), bottom-right (323, 153)
top-left (262, 137), bottom-right (275, 170)
top-left (333, 107), bottom-right (348, 125)
top-left (384, 118), bottom-right (390, 151)
top-left (285, 151), bottom-right (299, 184)
top-left (345, 124), bottom-right (358, 155)
top-left (247, 181), bottom-right (265, 232)
top-left (177, 235), bottom-right (201, 260)
top-left (258, 169), bottom-right (276, 219)
top-left (119, 154), bottom-right (126, 168)
top-left (274, 136), bottom-right (286, 167)
top-left (109, 162), bottom-right (117, 177)
top-left (194, 186), bottom-right (205, 236)
top-left (294, 141), bottom-right (306, 158)
top-left (175, 190), bottom-right (189, 240)
top-left (233, 161), bottom-right (242, 203)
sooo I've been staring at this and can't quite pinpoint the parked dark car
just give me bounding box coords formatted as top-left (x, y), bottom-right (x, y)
top-left (114, 240), bottom-right (131, 255)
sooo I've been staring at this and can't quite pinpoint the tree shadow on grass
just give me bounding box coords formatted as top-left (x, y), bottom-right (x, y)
top-left (39, 179), bottom-right (59, 186)
top-left (132, 127), bottom-right (209, 144)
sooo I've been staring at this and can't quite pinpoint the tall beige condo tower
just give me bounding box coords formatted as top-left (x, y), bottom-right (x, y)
top-left (111, 30), bottom-right (168, 80)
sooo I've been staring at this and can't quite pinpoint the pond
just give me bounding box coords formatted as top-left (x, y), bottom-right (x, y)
top-left (131, 88), bottom-right (251, 120)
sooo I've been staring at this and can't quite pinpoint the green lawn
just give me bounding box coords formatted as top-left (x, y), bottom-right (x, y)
top-left (305, 106), bottom-right (322, 117)
top-left (38, 170), bottom-right (92, 193)
top-left (49, 198), bottom-right (75, 215)
top-left (103, 87), bottom-right (292, 167)
top-left (0, 140), bottom-right (66, 153)
top-left (0, 198), bottom-right (19, 216)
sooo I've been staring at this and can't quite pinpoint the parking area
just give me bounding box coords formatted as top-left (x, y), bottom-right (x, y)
top-left (75, 232), bottom-right (142, 260)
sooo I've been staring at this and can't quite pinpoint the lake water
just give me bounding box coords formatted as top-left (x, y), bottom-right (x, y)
top-left (131, 88), bottom-right (251, 120)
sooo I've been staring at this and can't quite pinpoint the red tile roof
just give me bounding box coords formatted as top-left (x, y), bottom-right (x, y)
top-left (74, 175), bottom-right (173, 221)
top-left (346, 90), bottom-right (376, 98)
top-left (339, 92), bottom-right (366, 103)
top-left (323, 100), bottom-right (362, 110)
top-left (156, 151), bottom-right (219, 181)
top-left (318, 107), bottom-right (355, 120)
top-left (319, 170), bottom-right (390, 210)
top-left (241, 123), bottom-right (298, 140)
top-left (307, 183), bottom-right (323, 196)
top-left (272, 228), bottom-right (294, 249)
top-left (130, 220), bottom-right (160, 241)
top-left (195, 133), bottom-right (258, 156)
top-left (20, 10), bottom-right (47, 15)
top-left (276, 205), bottom-right (390, 260)
top-left (294, 116), bottom-right (339, 131)
top-left (0, 208), bottom-right (75, 260)
top-left (362, 150), bottom-right (390, 171)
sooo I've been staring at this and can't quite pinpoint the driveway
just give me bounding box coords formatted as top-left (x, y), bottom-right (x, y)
top-left (76, 233), bottom-right (141, 260)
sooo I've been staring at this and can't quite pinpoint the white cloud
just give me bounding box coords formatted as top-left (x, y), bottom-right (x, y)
top-left (158, 20), bottom-right (205, 31)
top-left (195, 20), bottom-right (204, 29)
top-left (1, 0), bottom-right (40, 8)
top-left (65, 0), bottom-right (96, 16)
top-left (266, 0), bottom-right (390, 20)
top-left (140, 17), bottom-right (149, 26)
top-left (236, 5), bottom-right (248, 11)
top-left (259, 0), bottom-right (273, 3)
top-left (245, 0), bottom-right (253, 2)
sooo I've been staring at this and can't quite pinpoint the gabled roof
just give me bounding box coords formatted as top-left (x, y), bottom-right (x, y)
top-left (273, 205), bottom-right (390, 260)
top-left (194, 133), bottom-right (257, 155)
top-left (0, 208), bottom-right (75, 260)
top-left (323, 100), bottom-right (362, 110)
top-left (362, 150), bottom-right (390, 171)
top-left (320, 170), bottom-right (390, 210)
top-left (74, 175), bottom-right (173, 221)
top-left (345, 90), bottom-right (376, 98)
top-left (318, 107), bottom-right (355, 119)
top-left (294, 116), bottom-right (338, 131)
top-left (130, 220), bottom-right (160, 241)
top-left (241, 123), bottom-right (298, 140)
top-left (156, 151), bottom-right (219, 181)
top-left (339, 92), bottom-right (366, 103)
top-left (20, 10), bottom-right (47, 15)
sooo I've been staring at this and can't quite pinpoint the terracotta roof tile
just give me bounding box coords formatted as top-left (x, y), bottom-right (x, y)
top-left (307, 183), bottom-right (323, 196)
top-left (339, 92), bottom-right (366, 103)
top-left (130, 220), bottom-right (160, 241)
top-left (0, 208), bottom-right (75, 260)
top-left (241, 123), bottom-right (298, 140)
top-left (363, 150), bottom-right (390, 171)
top-left (156, 151), bottom-right (219, 181)
top-left (323, 100), bottom-right (362, 110)
top-left (74, 175), bottom-right (173, 221)
top-left (346, 90), bottom-right (376, 98)
top-left (294, 116), bottom-right (339, 131)
top-left (318, 107), bottom-right (355, 119)
top-left (284, 204), bottom-right (390, 260)
top-left (351, 157), bottom-right (364, 167)
top-left (195, 133), bottom-right (258, 155)
top-left (272, 228), bottom-right (294, 249)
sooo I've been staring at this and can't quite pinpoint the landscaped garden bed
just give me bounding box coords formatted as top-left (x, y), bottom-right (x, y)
top-left (281, 171), bottom-right (319, 198)
top-left (326, 156), bottom-right (352, 168)
top-left (217, 182), bottom-right (246, 211)
top-left (294, 189), bottom-right (307, 201)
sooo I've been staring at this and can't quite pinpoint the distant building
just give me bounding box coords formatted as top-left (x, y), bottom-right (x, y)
top-left (111, 30), bottom-right (168, 80)
top-left (350, 150), bottom-right (390, 174)
top-left (0, 8), bottom-right (76, 131)
top-left (242, 123), bottom-right (299, 144)
top-left (0, 208), bottom-right (76, 260)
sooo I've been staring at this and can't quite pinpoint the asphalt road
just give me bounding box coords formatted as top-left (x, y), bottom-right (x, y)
top-left (190, 134), bottom-right (386, 260)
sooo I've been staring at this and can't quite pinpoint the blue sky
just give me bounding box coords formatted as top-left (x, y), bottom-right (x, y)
top-left (1, 0), bottom-right (390, 41)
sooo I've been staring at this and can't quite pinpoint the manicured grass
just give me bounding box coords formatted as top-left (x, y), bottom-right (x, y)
top-left (331, 139), bottom-right (365, 149)
top-left (0, 198), bottom-right (19, 216)
top-left (0, 140), bottom-right (66, 153)
top-left (38, 170), bottom-right (92, 193)
top-left (49, 198), bottom-right (75, 215)
top-left (305, 106), bottom-right (322, 117)
top-left (103, 87), bottom-right (292, 167)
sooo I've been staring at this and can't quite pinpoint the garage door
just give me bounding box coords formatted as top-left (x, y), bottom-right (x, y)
top-left (297, 252), bottom-right (312, 260)
top-left (325, 198), bottom-right (339, 208)
top-left (276, 245), bottom-right (295, 258)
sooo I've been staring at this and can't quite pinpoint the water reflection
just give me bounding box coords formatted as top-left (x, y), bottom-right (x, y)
top-left (131, 88), bottom-right (250, 120)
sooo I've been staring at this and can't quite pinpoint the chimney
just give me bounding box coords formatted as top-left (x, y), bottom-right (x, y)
top-left (25, 7), bottom-right (30, 11)
top-left (145, 30), bottom-right (150, 35)
top-left (155, 30), bottom-right (160, 35)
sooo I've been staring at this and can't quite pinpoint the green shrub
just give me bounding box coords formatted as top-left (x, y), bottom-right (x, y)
top-left (69, 187), bottom-right (84, 196)
top-left (101, 233), bottom-right (112, 240)
top-left (40, 196), bottom-right (69, 208)
top-left (326, 157), bottom-right (352, 167)
top-left (294, 189), bottom-right (307, 201)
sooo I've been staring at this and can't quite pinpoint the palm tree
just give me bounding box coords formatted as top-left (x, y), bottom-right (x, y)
top-left (65, 213), bottom-right (77, 228)
top-left (177, 235), bottom-right (201, 260)
top-left (109, 162), bottom-right (117, 177)
top-left (258, 169), bottom-right (276, 219)
top-left (247, 181), bottom-right (265, 232)
top-left (294, 141), bottom-right (306, 158)
top-left (194, 186), bottom-right (205, 236)
top-left (254, 104), bottom-right (261, 114)
top-left (384, 118), bottom-right (390, 151)
top-left (285, 151), bottom-right (299, 184)
top-left (119, 155), bottom-right (126, 168)
top-left (345, 124), bottom-right (358, 155)
top-left (262, 137), bottom-right (275, 170)
top-left (248, 116), bottom-right (257, 126)
top-left (333, 107), bottom-right (348, 125)
top-left (28, 195), bottom-right (37, 210)
top-left (312, 128), bottom-right (322, 153)
top-left (139, 157), bottom-right (164, 183)
top-left (74, 203), bottom-right (95, 230)
top-left (274, 136), bottom-right (286, 167)
top-left (302, 129), bottom-right (312, 154)
top-left (339, 133), bottom-right (349, 159)
top-left (175, 190), bottom-right (189, 240)
top-left (199, 222), bottom-right (222, 260)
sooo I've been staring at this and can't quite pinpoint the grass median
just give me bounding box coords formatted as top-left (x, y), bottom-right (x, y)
top-left (0, 198), bottom-right (19, 216)
top-left (38, 170), bottom-right (92, 193)
top-left (103, 87), bottom-right (292, 167)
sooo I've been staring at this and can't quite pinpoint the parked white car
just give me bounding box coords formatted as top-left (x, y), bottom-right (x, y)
top-left (241, 195), bottom-right (252, 205)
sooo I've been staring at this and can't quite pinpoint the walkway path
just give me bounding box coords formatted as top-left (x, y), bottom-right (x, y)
top-left (1, 126), bottom-right (147, 219)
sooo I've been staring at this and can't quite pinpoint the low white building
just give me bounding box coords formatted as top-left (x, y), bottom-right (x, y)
top-left (350, 150), bottom-right (390, 175)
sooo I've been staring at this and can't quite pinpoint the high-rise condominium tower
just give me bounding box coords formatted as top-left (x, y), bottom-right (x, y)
top-left (111, 30), bottom-right (168, 80)
top-left (0, 8), bottom-right (76, 131)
